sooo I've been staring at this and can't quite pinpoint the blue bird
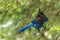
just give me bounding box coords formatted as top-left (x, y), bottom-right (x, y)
top-left (17, 9), bottom-right (48, 33)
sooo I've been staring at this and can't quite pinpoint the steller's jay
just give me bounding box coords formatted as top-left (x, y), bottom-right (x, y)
top-left (17, 9), bottom-right (48, 33)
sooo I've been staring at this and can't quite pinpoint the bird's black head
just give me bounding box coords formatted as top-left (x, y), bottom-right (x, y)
top-left (35, 9), bottom-right (47, 23)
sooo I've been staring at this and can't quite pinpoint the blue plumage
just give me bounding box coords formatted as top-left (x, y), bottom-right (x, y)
top-left (17, 17), bottom-right (48, 33)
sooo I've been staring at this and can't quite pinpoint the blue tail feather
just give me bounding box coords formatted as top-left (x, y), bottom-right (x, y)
top-left (17, 23), bottom-right (33, 33)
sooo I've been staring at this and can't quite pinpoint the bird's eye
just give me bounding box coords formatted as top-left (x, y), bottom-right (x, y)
top-left (37, 15), bottom-right (41, 17)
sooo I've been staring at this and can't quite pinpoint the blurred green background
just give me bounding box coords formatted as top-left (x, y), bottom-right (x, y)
top-left (0, 0), bottom-right (60, 40)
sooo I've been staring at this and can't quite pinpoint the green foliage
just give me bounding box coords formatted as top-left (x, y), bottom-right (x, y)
top-left (0, 0), bottom-right (60, 40)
